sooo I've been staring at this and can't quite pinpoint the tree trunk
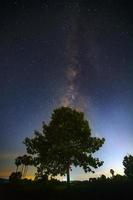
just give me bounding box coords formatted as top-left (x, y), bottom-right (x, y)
top-left (21, 165), bottom-right (24, 178)
top-left (23, 166), bottom-right (26, 178)
top-left (24, 166), bottom-right (28, 177)
top-left (67, 164), bottom-right (70, 186)
top-left (16, 166), bottom-right (18, 173)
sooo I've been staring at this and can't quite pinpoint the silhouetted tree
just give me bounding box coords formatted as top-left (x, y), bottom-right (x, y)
top-left (24, 107), bottom-right (105, 185)
top-left (9, 172), bottom-right (22, 182)
top-left (112, 174), bottom-right (124, 181)
top-left (22, 154), bottom-right (32, 177)
top-left (99, 174), bottom-right (106, 181)
top-left (123, 154), bottom-right (133, 179)
top-left (15, 154), bottom-right (32, 178)
top-left (110, 169), bottom-right (114, 177)
top-left (15, 156), bottom-right (22, 172)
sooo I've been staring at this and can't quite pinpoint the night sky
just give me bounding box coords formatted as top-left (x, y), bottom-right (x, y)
top-left (0, 0), bottom-right (133, 180)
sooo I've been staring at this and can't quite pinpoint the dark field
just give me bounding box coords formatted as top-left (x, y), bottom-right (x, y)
top-left (0, 179), bottom-right (132, 200)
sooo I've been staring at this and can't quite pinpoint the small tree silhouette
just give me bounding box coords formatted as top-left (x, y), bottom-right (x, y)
top-left (21, 155), bottom-right (32, 178)
top-left (14, 154), bottom-right (32, 178)
top-left (110, 169), bottom-right (114, 177)
top-left (123, 154), bottom-right (133, 179)
top-left (9, 172), bottom-right (22, 182)
top-left (15, 156), bottom-right (22, 172)
top-left (99, 174), bottom-right (106, 180)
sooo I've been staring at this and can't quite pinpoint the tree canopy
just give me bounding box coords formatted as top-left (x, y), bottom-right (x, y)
top-left (123, 154), bottom-right (133, 179)
top-left (24, 107), bottom-right (105, 183)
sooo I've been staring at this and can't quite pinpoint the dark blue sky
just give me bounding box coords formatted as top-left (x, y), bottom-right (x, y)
top-left (0, 0), bottom-right (133, 179)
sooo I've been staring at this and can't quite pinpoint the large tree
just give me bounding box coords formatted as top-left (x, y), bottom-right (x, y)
top-left (24, 107), bottom-right (105, 184)
top-left (123, 154), bottom-right (133, 179)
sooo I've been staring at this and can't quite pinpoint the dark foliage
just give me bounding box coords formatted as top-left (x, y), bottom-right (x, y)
top-left (123, 154), bottom-right (133, 179)
top-left (24, 107), bottom-right (105, 184)
top-left (9, 172), bottom-right (22, 182)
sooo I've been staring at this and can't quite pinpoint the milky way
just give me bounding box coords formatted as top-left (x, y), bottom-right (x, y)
top-left (60, 3), bottom-right (87, 111)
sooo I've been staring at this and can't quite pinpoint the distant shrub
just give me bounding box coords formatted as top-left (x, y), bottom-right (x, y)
top-left (9, 171), bottom-right (22, 182)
